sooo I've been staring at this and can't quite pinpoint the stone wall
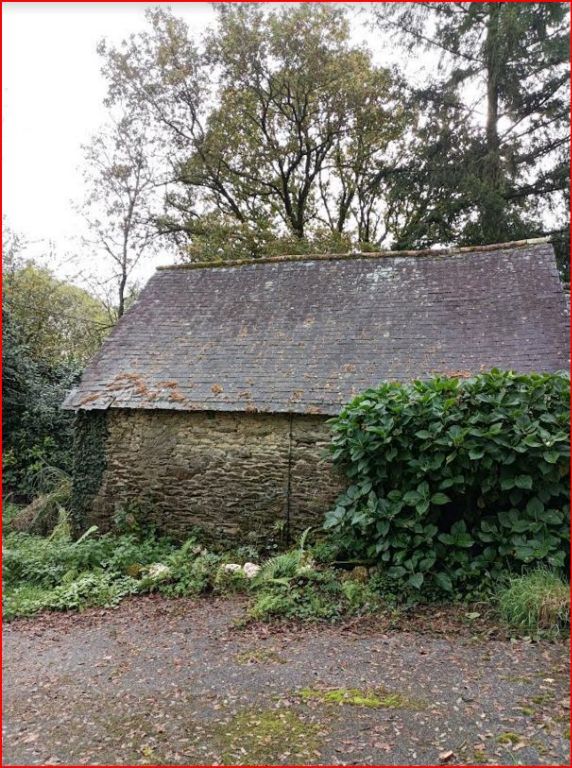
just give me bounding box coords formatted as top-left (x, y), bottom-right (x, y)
top-left (81, 409), bottom-right (345, 541)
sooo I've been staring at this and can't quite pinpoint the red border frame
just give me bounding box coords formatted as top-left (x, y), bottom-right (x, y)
top-left (0, 1), bottom-right (570, 767)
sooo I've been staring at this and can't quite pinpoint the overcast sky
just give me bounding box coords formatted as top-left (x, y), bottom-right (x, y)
top-left (3, 2), bottom-right (219, 283)
top-left (2, 2), bottom-right (437, 288)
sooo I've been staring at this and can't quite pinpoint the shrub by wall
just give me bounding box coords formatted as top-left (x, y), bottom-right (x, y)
top-left (325, 371), bottom-right (570, 596)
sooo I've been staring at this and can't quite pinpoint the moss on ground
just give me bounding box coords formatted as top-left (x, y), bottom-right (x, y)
top-left (496, 731), bottom-right (523, 745)
top-left (300, 685), bottom-right (424, 709)
top-left (212, 707), bottom-right (322, 764)
top-left (235, 648), bottom-right (285, 665)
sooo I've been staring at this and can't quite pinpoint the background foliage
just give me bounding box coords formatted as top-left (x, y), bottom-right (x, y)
top-left (2, 226), bottom-right (110, 501)
top-left (94, 3), bottom-right (569, 268)
top-left (375, 2), bottom-right (570, 256)
top-left (325, 371), bottom-right (570, 596)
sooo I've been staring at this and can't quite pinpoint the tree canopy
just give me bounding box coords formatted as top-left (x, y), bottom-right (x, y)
top-left (3, 259), bottom-right (110, 365)
top-left (91, 2), bottom-right (569, 263)
top-left (374, 1), bottom-right (570, 249)
top-left (98, 4), bottom-right (405, 257)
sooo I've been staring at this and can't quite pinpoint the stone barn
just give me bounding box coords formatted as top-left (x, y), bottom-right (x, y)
top-left (63, 239), bottom-right (569, 540)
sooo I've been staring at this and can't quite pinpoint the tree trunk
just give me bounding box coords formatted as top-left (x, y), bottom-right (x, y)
top-left (482, 4), bottom-right (505, 242)
top-left (118, 269), bottom-right (127, 318)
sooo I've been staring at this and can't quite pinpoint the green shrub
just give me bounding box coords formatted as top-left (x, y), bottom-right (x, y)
top-left (2, 584), bottom-right (55, 620)
top-left (325, 371), bottom-right (569, 596)
top-left (2, 307), bottom-right (82, 503)
top-left (249, 567), bottom-right (380, 622)
top-left (158, 543), bottom-right (223, 597)
top-left (498, 569), bottom-right (570, 634)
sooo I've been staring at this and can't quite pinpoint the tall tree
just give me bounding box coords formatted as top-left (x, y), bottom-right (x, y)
top-left (374, 2), bottom-right (570, 246)
top-left (80, 111), bottom-right (160, 317)
top-left (99, 5), bottom-right (404, 255)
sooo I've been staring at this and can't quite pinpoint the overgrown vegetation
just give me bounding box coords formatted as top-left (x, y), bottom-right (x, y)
top-left (4, 370), bottom-right (569, 632)
top-left (71, 412), bottom-right (108, 533)
top-left (4, 516), bottom-right (569, 637)
top-left (2, 225), bottom-right (110, 502)
top-left (1, 523), bottom-right (379, 623)
top-left (325, 371), bottom-right (569, 597)
top-left (497, 569), bottom-right (570, 636)
top-left (2, 309), bottom-right (81, 502)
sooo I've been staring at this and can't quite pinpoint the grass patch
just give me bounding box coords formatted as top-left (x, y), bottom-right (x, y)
top-left (501, 674), bottom-right (533, 684)
top-left (213, 708), bottom-right (321, 764)
top-left (530, 692), bottom-right (555, 705)
top-left (497, 569), bottom-right (569, 635)
top-left (515, 705), bottom-right (535, 716)
top-left (300, 685), bottom-right (424, 709)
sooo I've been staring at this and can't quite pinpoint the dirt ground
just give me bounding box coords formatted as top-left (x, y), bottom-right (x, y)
top-left (2, 595), bottom-right (570, 766)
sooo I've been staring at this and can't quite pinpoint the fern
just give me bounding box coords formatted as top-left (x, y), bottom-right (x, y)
top-left (256, 550), bottom-right (301, 582)
top-left (255, 528), bottom-right (315, 584)
top-left (299, 527), bottom-right (312, 553)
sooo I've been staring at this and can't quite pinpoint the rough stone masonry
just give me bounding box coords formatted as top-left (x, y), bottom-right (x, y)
top-left (80, 410), bottom-right (344, 540)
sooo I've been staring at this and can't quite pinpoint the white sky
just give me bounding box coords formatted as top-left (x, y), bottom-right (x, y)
top-left (2, 2), bottom-right (438, 289)
top-left (3, 2), bottom-right (218, 284)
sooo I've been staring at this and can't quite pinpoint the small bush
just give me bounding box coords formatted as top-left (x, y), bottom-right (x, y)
top-left (325, 371), bottom-right (569, 596)
top-left (249, 567), bottom-right (381, 622)
top-left (245, 528), bottom-right (382, 622)
top-left (498, 569), bottom-right (570, 634)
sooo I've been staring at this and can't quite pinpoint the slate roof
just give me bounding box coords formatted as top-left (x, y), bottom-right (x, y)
top-left (63, 240), bottom-right (570, 416)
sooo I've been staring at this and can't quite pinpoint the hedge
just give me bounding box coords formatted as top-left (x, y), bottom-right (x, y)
top-left (324, 370), bottom-right (570, 595)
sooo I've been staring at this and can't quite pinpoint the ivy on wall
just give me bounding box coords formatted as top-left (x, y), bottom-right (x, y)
top-left (71, 411), bottom-right (109, 533)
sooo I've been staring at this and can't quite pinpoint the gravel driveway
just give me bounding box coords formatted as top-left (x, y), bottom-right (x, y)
top-left (3, 595), bottom-right (570, 765)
